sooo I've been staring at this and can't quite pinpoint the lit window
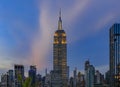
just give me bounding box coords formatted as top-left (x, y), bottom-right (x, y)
top-left (54, 33), bottom-right (58, 36)
top-left (62, 33), bottom-right (66, 36)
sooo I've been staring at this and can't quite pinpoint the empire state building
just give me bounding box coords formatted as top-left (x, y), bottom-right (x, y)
top-left (51, 11), bottom-right (68, 87)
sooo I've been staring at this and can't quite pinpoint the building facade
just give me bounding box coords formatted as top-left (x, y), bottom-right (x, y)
top-left (105, 70), bottom-right (110, 86)
top-left (110, 23), bottom-right (120, 87)
top-left (85, 60), bottom-right (95, 87)
top-left (0, 74), bottom-right (8, 87)
top-left (51, 11), bottom-right (68, 87)
top-left (94, 70), bottom-right (104, 84)
top-left (8, 70), bottom-right (14, 87)
top-left (29, 65), bottom-right (37, 86)
top-left (77, 72), bottom-right (85, 87)
top-left (73, 68), bottom-right (77, 87)
top-left (14, 64), bottom-right (24, 87)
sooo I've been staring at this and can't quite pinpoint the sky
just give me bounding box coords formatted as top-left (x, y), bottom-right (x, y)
top-left (0, 0), bottom-right (120, 77)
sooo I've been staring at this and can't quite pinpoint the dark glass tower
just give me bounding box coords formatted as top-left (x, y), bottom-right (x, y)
top-left (110, 23), bottom-right (120, 87)
top-left (53, 11), bottom-right (67, 87)
top-left (29, 65), bottom-right (36, 86)
top-left (14, 64), bottom-right (24, 87)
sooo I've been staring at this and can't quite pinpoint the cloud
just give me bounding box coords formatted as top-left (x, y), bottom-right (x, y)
top-left (64, 0), bottom-right (90, 23)
top-left (0, 59), bottom-right (13, 69)
top-left (65, 0), bottom-right (120, 43)
top-left (93, 12), bottom-right (119, 33)
top-left (96, 65), bottom-right (109, 74)
top-left (0, 17), bottom-right (37, 73)
top-left (29, 2), bottom-right (54, 71)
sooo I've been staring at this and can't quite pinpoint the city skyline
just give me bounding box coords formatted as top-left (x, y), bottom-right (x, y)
top-left (0, 0), bottom-right (120, 76)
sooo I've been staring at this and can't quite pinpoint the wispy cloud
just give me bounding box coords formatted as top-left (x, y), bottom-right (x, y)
top-left (29, 2), bottom-right (54, 71)
top-left (96, 65), bottom-right (109, 74)
top-left (94, 13), bottom-right (119, 33)
top-left (0, 59), bottom-right (12, 69)
top-left (64, 0), bottom-right (90, 23)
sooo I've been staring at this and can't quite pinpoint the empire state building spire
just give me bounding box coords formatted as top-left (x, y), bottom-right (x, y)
top-left (58, 9), bottom-right (62, 30)
top-left (52, 11), bottom-right (68, 87)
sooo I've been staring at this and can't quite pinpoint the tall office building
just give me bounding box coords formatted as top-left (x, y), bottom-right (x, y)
top-left (73, 68), bottom-right (77, 87)
top-left (51, 10), bottom-right (68, 87)
top-left (94, 70), bottom-right (101, 84)
top-left (1, 73), bottom-right (9, 87)
top-left (8, 70), bottom-right (14, 87)
top-left (67, 66), bottom-right (70, 84)
top-left (110, 23), bottom-right (120, 87)
top-left (105, 70), bottom-right (110, 85)
top-left (36, 74), bottom-right (42, 86)
top-left (69, 77), bottom-right (74, 87)
top-left (14, 64), bottom-right (24, 87)
top-left (85, 60), bottom-right (95, 87)
top-left (77, 72), bottom-right (85, 87)
top-left (29, 65), bottom-right (37, 86)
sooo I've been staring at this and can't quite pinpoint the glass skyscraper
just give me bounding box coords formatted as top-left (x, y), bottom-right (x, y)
top-left (110, 23), bottom-right (120, 87)
top-left (29, 65), bottom-right (36, 86)
top-left (85, 60), bottom-right (95, 87)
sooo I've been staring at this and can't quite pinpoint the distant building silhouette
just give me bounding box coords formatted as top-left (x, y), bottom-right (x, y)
top-left (8, 70), bottom-right (14, 87)
top-left (73, 68), bottom-right (77, 87)
top-left (0, 73), bottom-right (9, 87)
top-left (85, 60), bottom-right (95, 87)
top-left (36, 74), bottom-right (42, 86)
top-left (105, 70), bottom-right (110, 86)
top-left (69, 77), bottom-right (74, 87)
top-left (109, 23), bottom-right (120, 87)
top-left (94, 70), bottom-right (104, 84)
top-left (29, 65), bottom-right (36, 86)
top-left (77, 72), bottom-right (85, 87)
top-left (14, 64), bottom-right (24, 87)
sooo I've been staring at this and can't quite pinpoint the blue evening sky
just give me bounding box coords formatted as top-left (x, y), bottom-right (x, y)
top-left (0, 0), bottom-right (120, 76)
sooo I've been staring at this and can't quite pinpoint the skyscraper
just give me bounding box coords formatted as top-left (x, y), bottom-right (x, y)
top-left (14, 64), bottom-right (24, 87)
top-left (85, 60), bottom-right (95, 87)
top-left (51, 10), bottom-right (68, 87)
top-left (1, 73), bottom-right (9, 87)
top-left (73, 68), bottom-right (77, 87)
top-left (110, 23), bottom-right (120, 87)
top-left (29, 65), bottom-right (37, 86)
top-left (8, 70), bottom-right (14, 87)
top-left (77, 72), bottom-right (85, 87)
top-left (105, 70), bottom-right (110, 85)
